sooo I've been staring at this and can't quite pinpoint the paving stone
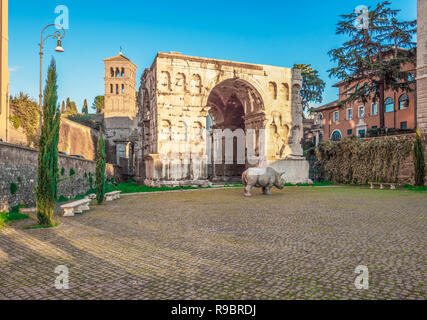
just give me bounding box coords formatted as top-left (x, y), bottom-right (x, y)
top-left (0, 187), bottom-right (425, 300)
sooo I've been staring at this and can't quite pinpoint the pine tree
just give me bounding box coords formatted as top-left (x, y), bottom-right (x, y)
top-left (328, 1), bottom-right (416, 128)
top-left (414, 129), bottom-right (425, 187)
top-left (95, 126), bottom-right (106, 204)
top-left (92, 95), bottom-right (105, 114)
top-left (82, 99), bottom-right (88, 115)
top-left (36, 58), bottom-right (61, 226)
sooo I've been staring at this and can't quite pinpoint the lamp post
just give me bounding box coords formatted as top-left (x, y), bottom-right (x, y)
top-left (38, 24), bottom-right (65, 134)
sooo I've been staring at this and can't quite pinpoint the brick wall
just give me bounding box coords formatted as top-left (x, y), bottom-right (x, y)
top-left (0, 142), bottom-right (97, 210)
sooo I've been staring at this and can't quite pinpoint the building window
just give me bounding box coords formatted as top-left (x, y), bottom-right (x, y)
top-left (371, 103), bottom-right (378, 116)
top-left (347, 129), bottom-right (353, 135)
top-left (122, 84), bottom-right (125, 94)
top-left (400, 121), bottom-right (407, 130)
top-left (116, 84), bottom-right (119, 95)
top-left (110, 68), bottom-right (114, 77)
top-left (317, 113), bottom-right (323, 127)
top-left (347, 108), bottom-right (353, 120)
top-left (372, 126), bottom-right (378, 129)
top-left (333, 111), bottom-right (339, 123)
top-left (319, 134), bottom-right (323, 142)
top-left (399, 94), bottom-right (409, 110)
top-left (331, 130), bottom-right (342, 141)
top-left (110, 84), bottom-right (113, 94)
top-left (358, 129), bottom-right (366, 138)
top-left (358, 106), bottom-right (365, 118)
top-left (385, 97), bottom-right (394, 113)
top-left (121, 68), bottom-right (125, 77)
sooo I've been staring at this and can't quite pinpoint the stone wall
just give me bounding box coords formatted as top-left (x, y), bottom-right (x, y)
top-left (417, 0), bottom-right (427, 134)
top-left (59, 117), bottom-right (99, 161)
top-left (0, 142), bottom-right (96, 210)
top-left (1, 117), bottom-right (99, 161)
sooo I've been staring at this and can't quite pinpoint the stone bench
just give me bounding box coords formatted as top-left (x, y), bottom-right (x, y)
top-left (61, 199), bottom-right (91, 217)
top-left (369, 182), bottom-right (399, 190)
top-left (85, 193), bottom-right (97, 200)
top-left (105, 191), bottom-right (121, 201)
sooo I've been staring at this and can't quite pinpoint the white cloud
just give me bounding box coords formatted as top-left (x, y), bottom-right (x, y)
top-left (9, 66), bottom-right (23, 72)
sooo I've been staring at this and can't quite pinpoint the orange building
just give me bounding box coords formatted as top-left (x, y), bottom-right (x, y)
top-left (313, 56), bottom-right (417, 144)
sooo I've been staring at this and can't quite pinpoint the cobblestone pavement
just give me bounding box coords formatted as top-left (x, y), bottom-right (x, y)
top-left (0, 187), bottom-right (426, 300)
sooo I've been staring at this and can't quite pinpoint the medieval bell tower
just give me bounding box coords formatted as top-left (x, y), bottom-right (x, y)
top-left (103, 52), bottom-right (138, 167)
top-left (104, 52), bottom-right (137, 118)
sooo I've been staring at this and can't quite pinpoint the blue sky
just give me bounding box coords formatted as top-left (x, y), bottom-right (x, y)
top-left (8, 0), bottom-right (417, 112)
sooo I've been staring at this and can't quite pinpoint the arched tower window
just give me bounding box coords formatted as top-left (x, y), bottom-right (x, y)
top-left (122, 84), bottom-right (125, 94)
top-left (121, 68), bottom-right (125, 77)
top-left (116, 68), bottom-right (120, 77)
top-left (110, 84), bottom-right (113, 94)
top-left (116, 84), bottom-right (119, 95)
top-left (110, 68), bottom-right (114, 77)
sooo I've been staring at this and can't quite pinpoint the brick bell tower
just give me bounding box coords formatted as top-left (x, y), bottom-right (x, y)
top-left (103, 52), bottom-right (138, 167)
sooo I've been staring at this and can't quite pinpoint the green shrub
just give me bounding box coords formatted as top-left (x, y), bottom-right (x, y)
top-left (61, 168), bottom-right (65, 175)
top-left (17, 177), bottom-right (22, 183)
top-left (57, 195), bottom-right (68, 202)
top-left (69, 168), bottom-right (75, 177)
top-left (10, 183), bottom-right (18, 195)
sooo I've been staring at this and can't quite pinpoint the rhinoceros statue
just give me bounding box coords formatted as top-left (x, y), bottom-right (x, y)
top-left (242, 167), bottom-right (286, 197)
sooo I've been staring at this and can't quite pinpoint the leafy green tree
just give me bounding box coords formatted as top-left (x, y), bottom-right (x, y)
top-left (95, 126), bottom-right (106, 204)
top-left (9, 92), bottom-right (40, 147)
top-left (92, 95), bottom-right (105, 114)
top-left (36, 58), bottom-right (61, 226)
top-left (414, 129), bottom-right (425, 187)
top-left (82, 99), bottom-right (88, 115)
top-left (328, 1), bottom-right (416, 128)
top-left (293, 64), bottom-right (325, 115)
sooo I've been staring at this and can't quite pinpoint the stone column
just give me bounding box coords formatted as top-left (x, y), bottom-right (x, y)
top-left (417, 0), bottom-right (427, 134)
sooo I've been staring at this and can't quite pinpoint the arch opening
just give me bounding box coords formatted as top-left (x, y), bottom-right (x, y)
top-left (206, 78), bottom-right (265, 182)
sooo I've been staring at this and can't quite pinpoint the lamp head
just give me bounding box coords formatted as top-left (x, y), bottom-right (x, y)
top-left (55, 38), bottom-right (64, 53)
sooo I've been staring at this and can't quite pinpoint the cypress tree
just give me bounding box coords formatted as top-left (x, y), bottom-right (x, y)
top-left (96, 126), bottom-right (106, 204)
top-left (61, 101), bottom-right (65, 114)
top-left (82, 99), bottom-right (88, 115)
top-left (66, 97), bottom-right (71, 113)
top-left (36, 58), bottom-right (61, 226)
top-left (414, 128), bottom-right (425, 187)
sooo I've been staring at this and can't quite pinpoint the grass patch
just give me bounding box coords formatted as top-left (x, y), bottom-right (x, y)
top-left (24, 222), bottom-right (61, 230)
top-left (404, 185), bottom-right (427, 192)
top-left (0, 210), bottom-right (29, 229)
top-left (284, 181), bottom-right (334, 187)
top-left (105, 181), bottom-right (204, 194)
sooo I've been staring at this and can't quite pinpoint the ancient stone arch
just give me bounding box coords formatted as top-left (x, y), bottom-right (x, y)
top-left (136, 52), bottom-right (310, 186)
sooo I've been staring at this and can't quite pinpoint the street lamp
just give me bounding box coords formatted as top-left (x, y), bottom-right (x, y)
top-left (38, 24), bottom-right (66, 134)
